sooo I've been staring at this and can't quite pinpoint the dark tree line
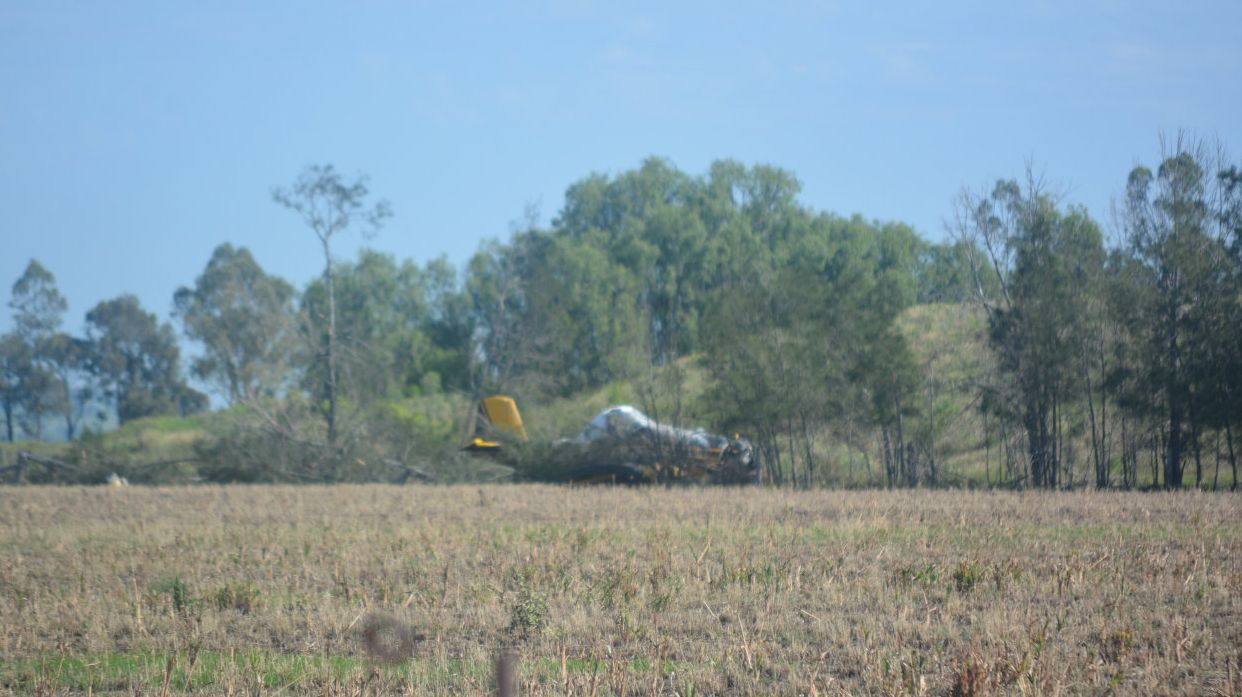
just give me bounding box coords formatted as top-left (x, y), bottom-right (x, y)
top-left (957, 138), bottom-right (1241, 490)
top-left (2, 144), bottom-right (1238, 488)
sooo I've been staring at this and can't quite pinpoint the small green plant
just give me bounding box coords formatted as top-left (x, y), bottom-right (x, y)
top-left (152, 575), bottom-right (194, 614)
top-left (211, 582), bottom-right (260, 614)
top-left (650, 590), bottom-right (672, 612)
top-left (890, 563), bottom-right (939, 589)
top-left (952, 559), bottom-right (985, 592)
top-left (508, 580), bottom-right (548, 637)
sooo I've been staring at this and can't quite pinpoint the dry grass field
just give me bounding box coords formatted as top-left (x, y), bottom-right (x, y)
top-left (1, 485), bottom-right (1239, 696)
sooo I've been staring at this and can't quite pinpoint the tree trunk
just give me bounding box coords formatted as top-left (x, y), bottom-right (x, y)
top-left (1226, 420), bottom-right (1238, 492)
top-left (983, 410), bottom-right (991, 487)
top-left (1166, 400), bottom-right (1184, 489)
top-left (845, 416), bottom-right (856, 487)
top-left (1024, 395), bottom-right (1049, 488)
top-left (1100, 371), bottom-right (1110, 486)
top-left (881, 426), bottom-right (894, 488)
top-left (895, 409), bottom-right (912, 487)
top-left (1052, 393), bottom-right (1061, 488)
top-left (1153, 427), bottom-right (1163, 489)
top-left (799, 412), bottom-right (815, 487)
top-left (1086, 364), bottom-right (1104, 488)
top-left (1120, 414), bottom-right (1133, 489)
top-left (1213, 430), bottom-right (1221, 491)
top-left (999, 421), bottom-right (1007, 481)
top-left (1191, 417), bottom-right (1202, 489)
top-left (1163, 299), bottom-right (1185, 489)
top-left (323, 237), bottom-right (338, 449)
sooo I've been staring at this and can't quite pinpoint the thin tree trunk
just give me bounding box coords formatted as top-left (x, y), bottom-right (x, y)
top-left (999, 418), bottom-right (1009, 481)
top-left (323, 236), bottom-right (338, 449)
top-left (1166, 402), bottom-right (1183, 489)
top-left (1024, 398), bottom-right (1045, 488)
top-left (845, 416), bottom-right (856, 487)
top-left (762, 425), bottom-right (782, 485)
top-left (1226, 420), bottom-right (1238, 492)
top-left (1099, 343), bottom-right (1111, 487)
top-left (1053, 393), bottom-right (1061, 488)
top-left (982, 409), bottom-right (990, 487)
top-left (1100, 373), bottom-right (1110, 486)
top-left (1164, 319), bottom-right (1184, 489)
top-left (1086, 364), bottom-right (1104, 488)
top-left (1191, 416), bottom-right (1202, 490)
top-left (799, 412), bottom-right (815, 487)
top-left (1146, 426), bottom-right (1153, 488)
top-left (882, 426), bottom-right (894, 488)
top-left (1120, 414), bottom-right (1131, 489)
top-left (1213, 430), bottom-right (1221, 492)
top-left (785, 417), bottom-right (800, 489)
top-left (895, 408), bottom-right (910, 487)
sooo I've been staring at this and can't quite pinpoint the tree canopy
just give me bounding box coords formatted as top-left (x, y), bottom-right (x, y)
top-left (2, 147), bottom-right (1239, 490)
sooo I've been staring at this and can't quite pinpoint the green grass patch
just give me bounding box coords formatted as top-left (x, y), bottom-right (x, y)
top-left (0, 649), bottom-right (423, 693)
top-left (0, 649), bottom-right (685, 692)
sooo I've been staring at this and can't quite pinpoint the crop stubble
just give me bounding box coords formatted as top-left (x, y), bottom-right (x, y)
top-left (0, 485), bottom-right (1239, 695)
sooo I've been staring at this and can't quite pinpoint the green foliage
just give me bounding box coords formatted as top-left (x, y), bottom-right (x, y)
top-left (0, 332), bottom-right (31, 442)
top-left (975, 182), bottom-right (1106, 487)
top-left (9, 259), bottom-right (66, 338)
top-left (173, 244), bottom-right (297, 404)
top-left (3, 260), bottom-right (70, 441)
top-left (273, 164), bottom-right (393, 447)
top-left (211, 581), bottom-right (260, 614)
top-left (4, 153), bottom-right (1239, 490)
top-left (951, 560), bottom-right (985, 593)
top-left (54, 413), bottom-right (210, 485)
top-left (151, 575), bottom-right (195, 615)
top-left (1113, 138), bottom-right (1241, 488)
top-left (300, 250), bottom-right (473, 402)
top-left (523, 232), bottom-right (649, 396)
top-left (508, 575), bottom-right (549, 637)
top-left (85, 295), bottom-right (205, 424)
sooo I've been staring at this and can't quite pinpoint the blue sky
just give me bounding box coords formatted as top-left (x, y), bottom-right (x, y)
top-left (2, 1), bottom-right (1239, 333)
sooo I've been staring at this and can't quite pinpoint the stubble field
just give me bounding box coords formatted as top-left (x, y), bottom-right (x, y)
top-left (0, 485), bottom-right (1239, 696)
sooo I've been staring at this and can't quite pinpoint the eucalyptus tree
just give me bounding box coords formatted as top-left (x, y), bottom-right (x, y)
top-left (467, 237), bottom-right (536, 393)
top-left (174, 244), bottom-right (298, 405)
top-left (523, 231), bottom-right (648, 397)
top-left (7, 260), bottom-right (70, 439)
top-left (1116, 139), bottom-right (1234, 488)
top-left (85, 295), bottom-right (203, 424)
top-left (0, 333), bottom-right (27, 441)
top-left (41, 333), bottom-right (96, 439)
top-left (558, 158), bottom-right (707, 361)
top-left (1215, 165), bottom-right (1242, 487)
top-left (955, 176), bottom-right (1105, 488)
top-left (273, 165), bottom-right (391, 445)
top-left (299, 249), bottom-right (469, 401)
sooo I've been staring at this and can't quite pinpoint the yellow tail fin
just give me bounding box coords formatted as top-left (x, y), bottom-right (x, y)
top-left (462, 395), bottom-right (528, 451)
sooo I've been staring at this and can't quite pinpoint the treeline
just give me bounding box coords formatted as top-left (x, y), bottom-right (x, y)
top-left (953, 136), bottom-right (1241, 490)
top-left (1, 140), bottom-right (1239, 489)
